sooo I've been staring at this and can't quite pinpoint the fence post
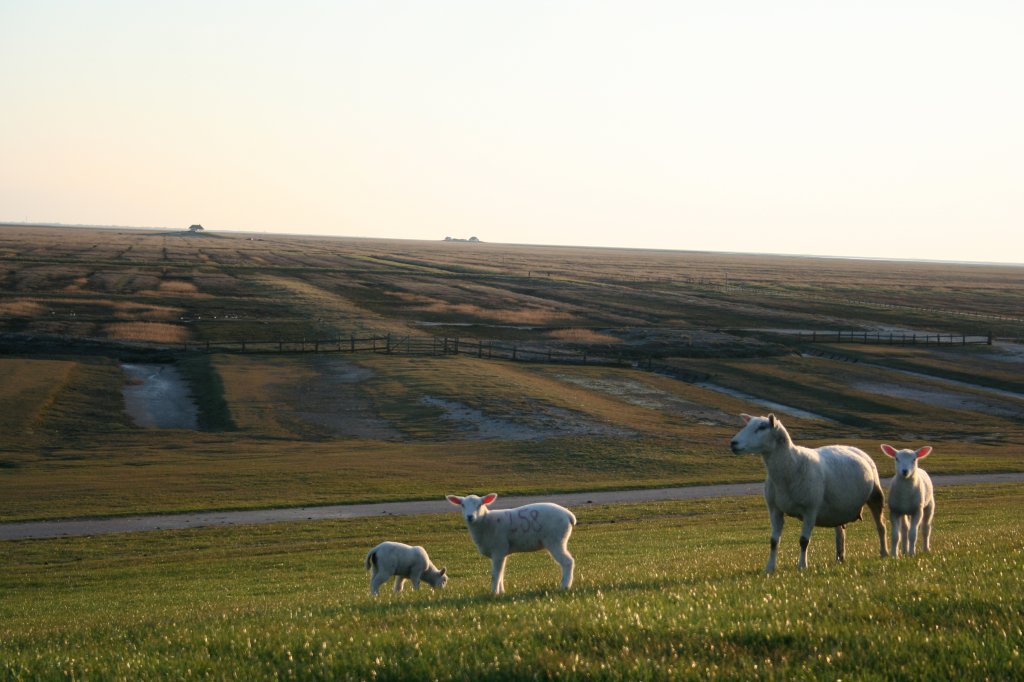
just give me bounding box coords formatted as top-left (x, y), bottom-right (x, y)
top-left (242, 340), bottom-right (246, 351)
top-left (351, 334), bottom-right (356, 352)
top-left (988, 332), bottom-right (993, 345)
top-left (386, 333), bottom-right (391, 353)
top-left (512, 345), bottom-right (517, 361)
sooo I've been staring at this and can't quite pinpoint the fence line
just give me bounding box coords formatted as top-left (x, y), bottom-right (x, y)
top-left (182, 333), bottom-right (642, 367)
top-left (783, 330), bottom-right (992, 346)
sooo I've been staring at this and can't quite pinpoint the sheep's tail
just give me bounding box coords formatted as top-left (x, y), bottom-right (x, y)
top-left (568, 510), bottom-right (577, 527)
top-left (365, 549), bottom-right (377, 571)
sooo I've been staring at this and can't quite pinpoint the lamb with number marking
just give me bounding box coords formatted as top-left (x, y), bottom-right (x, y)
top-left (730, 413), bottom-right (888, 572)
top-left (364, 541), bottom-right (448, 596)
top-left (881, 444), bottom-right (935, 557)
top-left (446, 493), bottom-right (576, 594)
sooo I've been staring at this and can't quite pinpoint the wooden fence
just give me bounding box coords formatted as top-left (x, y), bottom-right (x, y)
top-left (784, 330), bottom-right (992, 345)
top-left (182, 333), bottom-right (639, 366)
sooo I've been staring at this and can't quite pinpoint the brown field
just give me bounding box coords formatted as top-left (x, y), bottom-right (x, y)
top-left (1, 224), bottom-right (1022, 522)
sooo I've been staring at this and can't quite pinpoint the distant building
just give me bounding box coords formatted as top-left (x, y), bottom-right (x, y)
top-left (188, 224), bottom-right (204, 233)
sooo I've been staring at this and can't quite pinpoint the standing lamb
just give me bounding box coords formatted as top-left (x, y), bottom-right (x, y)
top-left (881, 444), bottom-right (935, 557)
top-left (364, 541), bottom-right (448, 596)
top-left (730, 414), bottom-right (888, 572)
top-left (446, 493), bottom-right (576, 595)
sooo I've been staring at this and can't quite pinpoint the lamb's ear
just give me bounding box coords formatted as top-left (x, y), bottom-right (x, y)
top-left (916, 446), bottom-right (933, 459)
top-left (881, 444), bottom-right (898, 458)
top-left (768, 413), bottom-right (777, 427)
top-left (741, 413), bottom-right (752, 424)
top-left (439, 567), bottom-right (447, 576)
top-left (446, 495), bottom-right (463, 506)
top-left (481, 493), bottom-right (498, 505)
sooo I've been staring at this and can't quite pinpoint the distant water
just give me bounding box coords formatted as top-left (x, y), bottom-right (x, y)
top-left (122, 363), bottom-right (199, 429)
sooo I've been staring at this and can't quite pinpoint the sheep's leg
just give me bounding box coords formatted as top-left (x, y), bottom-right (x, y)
top-left (370, 571), bottom-right (389, 596)
top-left (868, 486), bottom-right (888, 557)
top-left (491, 554), bottom-right (507, 595)
top-left (890, 513), bottom-right (902, 557)
top-left (900, 517), bottom-right (910, 556)
top-left (547, 542), bottom-right (575, 590)
top-left (797, 514), bottom-right (817, 570)
top-left (411, 575), bottom-right (421, 590)
top-left (766, 507), bottom-right (784, 573)
top-left (835, 525), bottom-right (846, 563)
top-left (921, 500), bottom-right (935, 553)
top-left (908, 510), bottom-right (922, 556)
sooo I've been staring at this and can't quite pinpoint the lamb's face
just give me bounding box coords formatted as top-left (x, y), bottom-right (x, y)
top-left (881, 444), bottom-right (932, 479)
top-left (446, 493), bottom-right (498, 524)
top-left (730, 414), bottom-right (778, 454)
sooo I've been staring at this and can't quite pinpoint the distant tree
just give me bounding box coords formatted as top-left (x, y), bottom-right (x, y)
top-left (188, 224), bottom-right (204, 233)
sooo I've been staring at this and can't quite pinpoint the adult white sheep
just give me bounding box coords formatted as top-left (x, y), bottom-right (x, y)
top-left (881, 444), bottom-right (935, 557)
top-left (730, 413), bottom-right (887, 572)
top-left (446, 493), bottom-right (576, 595)
top-left (364, 541), bottom-right (448, 596)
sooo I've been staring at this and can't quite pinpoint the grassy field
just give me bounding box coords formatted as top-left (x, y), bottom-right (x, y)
top-left (2, 226), bottom-right (1023, 679)
top-left (2, 351), bottom-right (1022, 522)
top-left (2, 484), bottom-right (1021, 680)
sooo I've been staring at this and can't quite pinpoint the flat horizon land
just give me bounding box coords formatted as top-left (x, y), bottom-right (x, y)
top-left (1, 223), bottom-right (1023, 679)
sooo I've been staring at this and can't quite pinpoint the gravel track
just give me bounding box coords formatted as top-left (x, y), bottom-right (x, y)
top-left (3, 473), bottom-right (1023, 541)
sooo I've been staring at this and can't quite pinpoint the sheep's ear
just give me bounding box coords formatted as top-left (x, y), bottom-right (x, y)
top-left (446, 495), bottom-right (463, 506)
top-left (768, 413), bottom-right (777, 427)
top-left (741, 413), bottom-right (752, 424)
top-left (481, 493), bottom-right (498, 505)
top-left (916, 446), bottom-right (933, 459)
top-left (881, 444), bottom-right (898, 458)
top-left (439, 567), bottom-right (447, 576)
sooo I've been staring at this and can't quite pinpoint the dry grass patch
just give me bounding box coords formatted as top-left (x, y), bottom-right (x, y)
top-left (0, 299), bottom-right (45, 318)
top-left (546, 328), bottom-right (622, 344)
top-left (103, 322), bottom-right (188, 344)
top-left (0, 359), bottom-right (76, 440)
top-left (157, 280), bottom-right (199, 294)
top-left (214, 355), bottom-right (320, 437)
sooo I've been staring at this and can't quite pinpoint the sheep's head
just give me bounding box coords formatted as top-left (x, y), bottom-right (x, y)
top-left (425, 566), bottom-right (448, 589)
top-left (730, 413), bottom-right (785, 455)
top-left (881, 444), bottom-right (932, 479)
top-left (446, 493), bottom-right (498, 524)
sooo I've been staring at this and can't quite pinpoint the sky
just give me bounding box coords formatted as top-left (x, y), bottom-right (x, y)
top-left (2, 1), bottom-right (1022, 263)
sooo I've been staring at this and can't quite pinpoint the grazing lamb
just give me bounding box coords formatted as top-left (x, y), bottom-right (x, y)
top-left (881, 444), bottom-right (935, 557)
top-left (446, 493), bottom-right (576, 594)
top-left (730, 414), bottom-right (888, 572)
top-left (364, 541), bottom-right (448, 596)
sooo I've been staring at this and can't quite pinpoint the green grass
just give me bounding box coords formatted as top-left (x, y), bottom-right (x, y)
top-left (2, 484), bottom-right (1022, 680)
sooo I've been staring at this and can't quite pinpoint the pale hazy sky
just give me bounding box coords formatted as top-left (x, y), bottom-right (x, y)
top-left (2, 1), bottom-right (1022, 263)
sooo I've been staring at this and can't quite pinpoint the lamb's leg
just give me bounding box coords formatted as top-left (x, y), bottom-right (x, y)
top-left (835, 525), bottom-right (846, 563)
top-left (491, 554), bottom-right (507, 595)
top-left (890, 513), bottom-right (902, 558)
top-left (547, 541), bottom-right (575, 590)
top-left (900, 517), bottom-right (910, 556)
top-left (908, 510), bottom-right (922, 556)
top-left (797, 514), bottom-right (817, 570)
top-left (868, 486), bottom-right (888, 557)
top-left (921, 500), bottom-right (935, 553)
top-left (393, 576), bottom-right (405, 593)
top-left (411, 575), bottom-right (421, 590)
top-left (766, 506), bottom-right (784, 574)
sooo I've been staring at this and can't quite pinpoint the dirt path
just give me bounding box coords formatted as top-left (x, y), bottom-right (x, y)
top-left (4, 473), bottom-right (1023, 541)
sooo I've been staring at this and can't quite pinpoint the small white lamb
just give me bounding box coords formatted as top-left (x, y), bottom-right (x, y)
top-left (364, 541), bottom-right (448, 596)
top-left (881, 444), bottom-right (935, 557)
top-left (730, 413), bottom-right (888, 572)
top-left (446, 493), bottom-right (576, 595)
